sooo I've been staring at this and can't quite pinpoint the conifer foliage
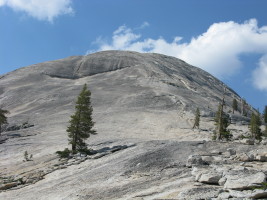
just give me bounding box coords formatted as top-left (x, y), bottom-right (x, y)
top-left (193, 108), bottom-right (200, 129)
top-left (0, 108), bottom-right (9, 134)
top-left (67, 84), bottom-right (96, 153)
top-left (214, 104), bottom-right (231, 140)
top-left (241, 98), bottom-right (248, 116)
top-left (264, 106), bottom-right (267, 134)
top-left (214, 87), bottom-right (232, 140)
top-left (232, 99), bottom-right (238, 114)
top-left (249, 111), bottom-right (262, 140)
top-left (264, 106), bottom-right (267, 123)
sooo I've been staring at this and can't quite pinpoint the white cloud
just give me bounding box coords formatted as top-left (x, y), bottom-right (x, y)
top-left (98, 25), bottom-right (141, 50)
top-left (0, 0), bottom-right (73, 22)
top-left (93, 19), bottom-right (267, 91)
top-left (0, 0), bottom-right (6, 6)
top-left (138, 21), bottom-right (149, 29)
top-left (253, 55), bottom-right (267, 90)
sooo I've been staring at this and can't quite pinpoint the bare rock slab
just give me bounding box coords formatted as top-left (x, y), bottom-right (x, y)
top-left (198, 172), bottom-right (222, 185)
top-left (227, 189), bottom-right (267, 199)
top-left (224, 170), bottom-right (266, 190)
top-left (178, 187), bottom-right (221, 200)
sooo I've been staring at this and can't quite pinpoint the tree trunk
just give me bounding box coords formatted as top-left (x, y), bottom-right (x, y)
top-left (72, 134), bottom-right (76, 153)
top-left (72, 111), bottom-right (81, 153)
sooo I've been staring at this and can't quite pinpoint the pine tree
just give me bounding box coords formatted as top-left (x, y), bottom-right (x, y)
top-left (249, 111), bottom-right (262, 140)
top-left (0, 108), bottom-right (9, 135)
top-left (193, 108), bottom-right (200, 129)
top-left (264, 106), bottom-right (267, 123)
top-left (214, 104), bottom-right (231, 140)
top-left (67, 84), bottom-right (96, 153)
top-left (241, 98), bottom-right (248, 116)
top-left (214, 86), bottom-right (231, 140)
top-left (263, 106), bottom-right (267, 134)
top-left (232, 99), bottom-right (238, 114)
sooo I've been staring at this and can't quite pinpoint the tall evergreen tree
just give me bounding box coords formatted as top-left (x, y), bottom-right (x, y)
top-left (264, 106), bottom-right (267, 124)
top-left (263, 106), bottom-right (267, 134)
top-left (241, 98), bottom-right (248, 116)
top-left (193, 108), bottom-right (200, 129)
top-left (214, 104), bottom-right (231, 140)
top-left (249, 111), bottom-right (262, 140)
top-left (232, 99), bottom-right (238, 114)
top-left (0, 108), bottom-right (9, 135)
top-left (214, 87), bottom-right (231, 140)
top-left (67, 84), bottom-right (96, 153)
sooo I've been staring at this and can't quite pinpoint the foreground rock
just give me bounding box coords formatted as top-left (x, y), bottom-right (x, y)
top-left (224, 170), bottom-right (266, 190)
top-left (1, 141), bottom-right (266, 199)
top-left (186, 147), bottom-right (267, 200)
top-left (178, 186), bottom-right (222, 200)
top-left (198, 171), bottom-right (222, 184)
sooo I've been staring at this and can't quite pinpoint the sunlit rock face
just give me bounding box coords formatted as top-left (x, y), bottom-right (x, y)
top-left (1, 50), bottom-right (255, 200)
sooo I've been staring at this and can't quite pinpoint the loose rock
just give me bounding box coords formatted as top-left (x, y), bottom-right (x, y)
top-left (198, 172), bottom-right (221, 185)
top-left (186, 155), bottom-right (206, 167)
top-left (224, 170), bottom-right (266, 190)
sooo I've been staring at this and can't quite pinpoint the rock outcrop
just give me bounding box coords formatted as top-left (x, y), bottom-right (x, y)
top-left (186, 147), bottom-right (267, 199)
top-left (0, 51), bottom-right (264, 199)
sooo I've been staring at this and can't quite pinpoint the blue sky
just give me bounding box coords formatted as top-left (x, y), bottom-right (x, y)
top-left (1, 0), bottom-right (267, 111)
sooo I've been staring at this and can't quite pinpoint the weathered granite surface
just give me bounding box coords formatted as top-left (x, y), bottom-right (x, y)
top-left (0, 51), bottom-right (264, 199)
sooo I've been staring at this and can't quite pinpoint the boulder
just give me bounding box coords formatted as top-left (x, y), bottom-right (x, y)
top-left (191, 166), bottom-right (222, 185)
top-left (249, 189), bottom-right (267, 199)
top-left (240, 139), bottom-right (254, 145)
top-left (191, 166), bottom-right (209, 181)
top-left (218, 177), bottom-right (227, 186)
top-left (198, 172), bottom-right (221, 184)
top-left (255, 155), bottom-right (267, 162)
top-left (224, 170), bottom-right (266, 190)
top-left (227, 148), bottom-right (236, 156)
top-left (228, 189), bottom-right (267, 199)
top-left (186, 155), bottom-right (206, 167)
top-left (228, 189), bottom-right (251, 198)
top-left (235, 152), bottom-right (254, 162)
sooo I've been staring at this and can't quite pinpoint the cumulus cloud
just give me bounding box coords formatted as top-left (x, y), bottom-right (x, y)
top-left (0, 0), bottom-right (73, 22)
top-left (99, 25), bottom-right (141, 50)
top-left (253, 55), bottom-right (267, 90)
top-left (94, 19), bottom-right (267, 91)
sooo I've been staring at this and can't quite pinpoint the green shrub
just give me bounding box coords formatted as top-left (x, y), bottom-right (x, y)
top-left (24, 151), bottom-right (29, 161)
top-left (56, 147), bottom-right (96, 159)
top-left (222, 131), bottom-right (233, 141)
top-left (23, 151), bottom-right (32, 161)
top-left (56, 148), bottom-right (71, 158)
top-left (211, 131), bottom-right (217, 141)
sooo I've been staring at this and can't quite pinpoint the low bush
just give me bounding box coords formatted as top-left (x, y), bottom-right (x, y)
top-left (56, 148), bottom-right (71, 158)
